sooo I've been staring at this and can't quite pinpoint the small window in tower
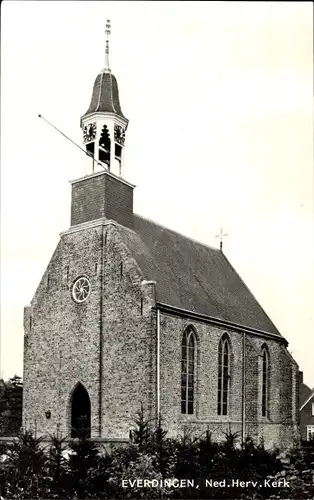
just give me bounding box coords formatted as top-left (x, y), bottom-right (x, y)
top-left (86, 142), bottom-right (94, 156)
top-left (115, 144), bottom-right (122, 159)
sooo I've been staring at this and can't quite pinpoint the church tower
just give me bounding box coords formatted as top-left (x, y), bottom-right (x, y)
top-left (71, 21), bottom-right (134, 230)
top-left (80, 20), bottom-right (128, 177)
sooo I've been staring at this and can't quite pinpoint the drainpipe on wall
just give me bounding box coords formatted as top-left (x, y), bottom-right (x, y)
top-left (242, 332), bottom-right (246, 445)
top-left (156, 308), bottom-right (160, 419)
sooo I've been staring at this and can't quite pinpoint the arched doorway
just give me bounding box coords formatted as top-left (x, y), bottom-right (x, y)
top-left (70, 383), bottom-right (91, 438)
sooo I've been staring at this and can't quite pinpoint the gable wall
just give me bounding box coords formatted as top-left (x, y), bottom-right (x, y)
top-left (23, 229), bottom-right (103, 437)
top-left (23, 223), bottom-right (155, 440)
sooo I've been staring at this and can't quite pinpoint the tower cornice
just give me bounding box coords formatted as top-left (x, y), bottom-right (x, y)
top-left (80, 112), bottom-right (128, 130)
top-left (69, 169), bottom-right (135, 188)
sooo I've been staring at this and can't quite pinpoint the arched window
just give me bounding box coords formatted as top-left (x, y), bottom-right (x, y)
top-left (217, 335), bottom-right (230, 416)
top-left (261, 346), bottom-right (269, 417)
top-left (70, 383), bottom-right (91, 438)
top-left (181, 327), bottom-right (196, 414)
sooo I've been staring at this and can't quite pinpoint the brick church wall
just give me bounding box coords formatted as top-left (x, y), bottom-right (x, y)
top-left (157, 311), bottom-right (298, 448)
top-left (71, 172), bottom-right (134, 228)
top-left (23, 228), bottom-right (105, 437)
top-left (158, 313), bottom-right (244, 440)
top-left (23, 222), bottom-right (154, 440)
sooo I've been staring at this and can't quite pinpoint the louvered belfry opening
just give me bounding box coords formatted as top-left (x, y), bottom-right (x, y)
top-left (99, 125), bottom-right (111, 166)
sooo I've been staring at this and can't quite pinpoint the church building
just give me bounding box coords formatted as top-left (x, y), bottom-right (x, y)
top-left (23, 25), bottom-right (299, 449)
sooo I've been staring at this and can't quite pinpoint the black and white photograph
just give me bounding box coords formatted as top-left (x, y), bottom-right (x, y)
top-left (1, 1), bottom-right (313, 498)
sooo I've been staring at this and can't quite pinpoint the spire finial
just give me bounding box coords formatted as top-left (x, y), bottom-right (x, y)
top-left (103, 19), bottom-right (111, 73)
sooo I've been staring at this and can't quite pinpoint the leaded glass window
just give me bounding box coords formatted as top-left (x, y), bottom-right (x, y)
top-left (217, 335), bottom-right (230, 416)
top-left (262, 346), bottom-right (269, 417)
top-left (181, 328), bottom-right (196, 415)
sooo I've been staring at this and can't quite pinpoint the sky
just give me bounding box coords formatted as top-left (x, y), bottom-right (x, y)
top-left (1, 1), bottom-right (313, 387)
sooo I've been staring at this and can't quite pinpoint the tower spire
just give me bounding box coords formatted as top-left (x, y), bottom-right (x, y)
top-left (81, 21), bottom-right (128, 177)
top-left (103, 19), bottom-right (111, 73)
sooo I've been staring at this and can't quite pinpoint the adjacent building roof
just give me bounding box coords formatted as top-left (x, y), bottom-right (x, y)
top-left (82, 72), bottom-right (126, 120)
top-left (117, 215), bottom-right (282, 336)
top-left (300, 382), bottom-right (314, 410)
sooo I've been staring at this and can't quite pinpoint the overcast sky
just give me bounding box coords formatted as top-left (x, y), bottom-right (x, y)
top-left (1, 1), bottom-right (313, 387)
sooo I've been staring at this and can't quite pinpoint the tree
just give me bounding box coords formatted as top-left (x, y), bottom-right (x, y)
top-left (0, 375), bottom-right (23, 436)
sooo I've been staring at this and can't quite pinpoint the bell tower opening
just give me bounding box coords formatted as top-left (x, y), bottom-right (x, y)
top-left (99, 125), bottom-right (111, 166)
top-left (70, 383), bottom-right (91, 438)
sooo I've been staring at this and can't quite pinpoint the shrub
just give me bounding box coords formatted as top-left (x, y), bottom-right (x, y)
top-left (0, 416), bottom-right (313, 499)
top-left (0, 431), bottom-right (48, 499)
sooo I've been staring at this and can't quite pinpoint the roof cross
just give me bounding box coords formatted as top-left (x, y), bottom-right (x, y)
top-left (215, 228), bottom-right (228, 252)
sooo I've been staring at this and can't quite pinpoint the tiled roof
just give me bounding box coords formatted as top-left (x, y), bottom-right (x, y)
top-left (82, 72), bottom-right (126, 119)
top-left (300, 382), bottom-right (314, 409)
top-left (117, 215), bottom-right (282, 336)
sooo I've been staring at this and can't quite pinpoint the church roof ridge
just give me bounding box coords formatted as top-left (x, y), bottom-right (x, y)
top-left (112, 214), bottom-right (283, 337)
top-left (133, 213), bottom-right (222, 254)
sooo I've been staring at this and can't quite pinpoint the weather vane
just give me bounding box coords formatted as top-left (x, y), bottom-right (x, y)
top-left (215, 228), bottom-right (228, 252)
top-left (104, 19), bottom-right (111, 72)
top-left (105, 19), bottom-right (111, 40)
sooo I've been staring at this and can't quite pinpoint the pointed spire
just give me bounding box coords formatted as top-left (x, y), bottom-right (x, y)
top-left (103, 19), bottom-right (111, 73)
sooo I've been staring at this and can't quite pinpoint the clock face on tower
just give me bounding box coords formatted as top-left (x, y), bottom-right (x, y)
top-left (114, 125), bottom-right (125, 145)
top-left (83, 123), bottom-right (96, 143)
top-left (72, 276), bottom-right (91, 303)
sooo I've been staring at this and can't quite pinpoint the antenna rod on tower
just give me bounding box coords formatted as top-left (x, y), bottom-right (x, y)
top-left (38, 114), bottom-right (88, 156)
top-left (38, 114), bottom-right (105, 170)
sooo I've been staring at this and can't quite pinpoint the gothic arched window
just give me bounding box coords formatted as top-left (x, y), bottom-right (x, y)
top-left (181, 327), bottom-right (196, 415)
top-left (70, 383), bottom-right (91, 438)
top-left (217, 334), bottom-right (230, 416)
top-left (261, 345), bottom-right (269, 417)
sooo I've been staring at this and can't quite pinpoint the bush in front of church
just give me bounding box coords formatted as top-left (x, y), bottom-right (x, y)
top-left (0, 430), bottom-right (49, 499)
top-left (1, 420), bottom-right (313, 499)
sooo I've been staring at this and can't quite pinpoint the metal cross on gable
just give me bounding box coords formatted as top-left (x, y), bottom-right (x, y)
top-left (215, 228), bottom-right (228, 251)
